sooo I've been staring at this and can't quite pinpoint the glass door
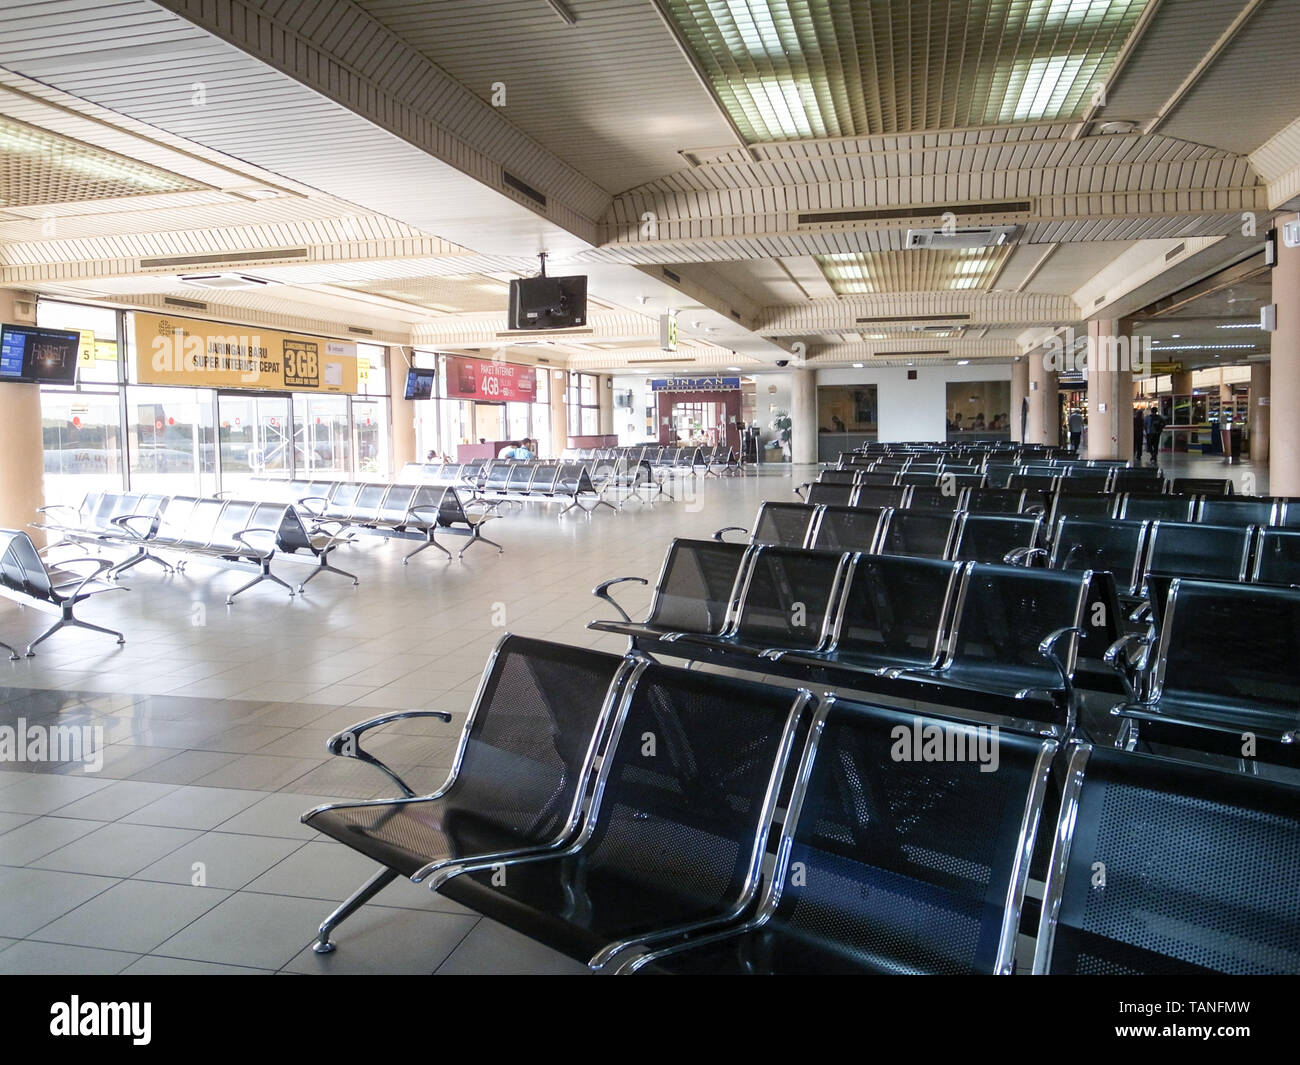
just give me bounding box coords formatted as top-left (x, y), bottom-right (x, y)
top-left (218, 392), bottom-right (292, 494)
top-left (294, 393), bottom-right (352, 478)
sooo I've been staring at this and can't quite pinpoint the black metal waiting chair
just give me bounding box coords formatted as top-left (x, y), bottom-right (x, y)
top-left (1035, 742), bottom-right (1300, 973)
top-left (951, 514), bottom-right (1042, 565)
top-left (875, 509), bottom-right (961, 559)
top-left (807, 505), bottom-right (887, 552)
top-left (590, 538), bottom-right (749, 649)
top-left (627, 698), bottom-right (1057, 974)
top-left (716, 502), bottom-right (815, 548)
top-left (1252, 527), bottom-right (1300, 587)
top-left (434, 662), bottom-right (815, 971)
top-left (301, 635), bottom-right (629, 954)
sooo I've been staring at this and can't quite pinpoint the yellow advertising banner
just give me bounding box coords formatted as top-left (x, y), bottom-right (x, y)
top-left (134, 312), bottom-right (358, 393)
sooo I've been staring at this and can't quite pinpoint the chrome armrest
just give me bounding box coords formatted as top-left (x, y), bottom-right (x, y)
top-left (713, 526), bottom-right (749, 543)
top-left (793, 484), bottom-right (807, 500)
top-left (48, 556), bottom-right (121, 600)
top-left (325, 709), bottom-right (455, 798)
top-left (233, 528), bottom-right (278, 557)
top-left (1004, 546), bottom-right (1047, 566)
top-left (1102, 632), bottom-right (1153, 699)
top-left (109, 512), bottom-right (158, 541)
top-left (592, 576), bottom-right (648, 624)
top-left (296, 495), bottom-right (328, 516)
top-left (1037, 626), bottom-right (1086, 695)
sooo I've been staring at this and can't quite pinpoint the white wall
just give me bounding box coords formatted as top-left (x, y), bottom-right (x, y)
top-left (611, 374), bottom-right (655, 444)
top-left (815, 364), bottom-right (1013, 443)
top-left (749, 373), bottom-right (792, 454)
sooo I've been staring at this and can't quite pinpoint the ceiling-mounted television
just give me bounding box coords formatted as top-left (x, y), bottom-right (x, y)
top-left (0, 325), bottom-right (80, 384)
top-left (508, 274), bottom-right (587, 330)
top-left (404, 367), bottom-right (436, 400)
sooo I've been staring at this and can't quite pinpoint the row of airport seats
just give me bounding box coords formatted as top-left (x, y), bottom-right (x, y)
top-left (300, 602), bottom-right (1300, 973)
top-left (246, 478), bottom-right (504, 561)
top-left (32, 490), bottom-right (350, 603)
top-left (0, 528), bottom-right (126, 657)
top-left (402, 455), bottom-right (660, 507)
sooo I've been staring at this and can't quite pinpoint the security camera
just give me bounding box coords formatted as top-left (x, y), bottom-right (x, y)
top-left (775, 359), bottom-right (790, 367)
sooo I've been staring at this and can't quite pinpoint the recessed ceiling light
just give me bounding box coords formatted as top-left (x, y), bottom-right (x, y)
top-left (241, 188), bottom-right (283, 200)
top-left (1172, 333), bottom-right (1181, 338)
top-left (726, 366), bottom-right (742, 371)
top-left (957, 359), bottom-right (971, 365)
top-left (852, 362), bottom-right (864, 368)
top-left (1096, 119), bottom-right (1138, 135)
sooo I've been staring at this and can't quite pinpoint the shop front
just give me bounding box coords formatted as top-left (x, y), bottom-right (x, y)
top-left (650, 375), bottom-right (742, 451)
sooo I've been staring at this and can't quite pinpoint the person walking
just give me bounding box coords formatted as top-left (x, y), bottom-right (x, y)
top-left (1143, 405), bottom-right (1166, 466)
top-left (1068, 409), bottom-right (1084, 453)
top-left (1132, 407), bottom-right (1146, 463)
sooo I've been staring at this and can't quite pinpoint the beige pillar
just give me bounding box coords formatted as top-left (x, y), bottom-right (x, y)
top-left (389, 374), bottom-right (416, 468)
top-left (789, 369), bottom-right (818, 464)
top-left (1086, 318), bottom-right (1133, 461)
top-left (1010, 358), bottom-right (1029, 442)
top-left (1170, 369), bottom-right (1192, 397)
top-left (1273, 236), bottom-right (1300, 494)
top-left (1026, 347), bottom-right (1060, 445)
top-left (0, 291), bottom-right (45, 546)
top-left (549, 370), bottom-right (567, 456)
top-left (1250, 361), bottom-right (1270, 464)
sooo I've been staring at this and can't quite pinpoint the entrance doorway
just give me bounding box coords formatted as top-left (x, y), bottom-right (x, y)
top-left (217, 392), bottom-right (292, 494)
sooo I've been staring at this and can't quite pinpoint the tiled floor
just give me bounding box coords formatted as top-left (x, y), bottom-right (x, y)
top-left (0, 452), bottom-right (1262, 974)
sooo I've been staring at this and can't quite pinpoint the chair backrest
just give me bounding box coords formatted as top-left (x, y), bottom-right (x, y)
top-left (404, 484), bottom-right (445, 526)
top-left (806, 483), bottom-right (855, 507)
top-left (854, 470), bottom-right (901, 486)
top-left (964, 487), bottom-right (1027, 515)
top-left (829, 555), bottom-right (961, 670)
top-left (1007, 473), bottom-right (1060, 493)
top-left (1110, 467), bottom-right (1162, 493)
top-left (1048, 493), bottom-right (1116, 526)
top-left (1143, 521), bottom-right (1253, 587)
top-left (504, 464), bottom-right (536, 493)
top-left (555, 463), bottom-right (587, 494)
top-left (1037, 743), bottom-right (1300, 974)
top-left (1150, 578), bottom-right (1300, 717)
top-left (0, 528), bottom-right (54, 600)
top-left (207, 499), bottom-right (256, 551)
top-left (530, 464), bottom-right (561, 493)
top-left (183, 498), bottom-right (229, 546)
top-left (153, 496), bottom-right (200, 544)
top-left (809, 505), bottom-right (887, 552)
top-left (1048, 517), bottom-right (1148, 597)
top-left (1252, 527), bottom-right (1300, 586)
top-left (439, 636), bottom-right (628, 845)
top-left (728, 546), bottom-right (849, 651)
top-left (942, 564), bottom-right (1089, 695)
top-left (484, 462), bottom-right (514, 491)
top-left (376, 484), bottom-right (418, 524)
top-left (950, 514), bottom-right (1041, 565)
top-left (1171, 476), bottom-right (1233, 497)
top-left (572, 662), bottom-right (811, 932)
top-left (350, 482), bottom-right (392, 523)
top-left (906, 485), bottom-right (966, 512)
top-left (644, 538), bottom-right (749, 635)
top-left (752, 502), bottom-right (816, 548)
top-left (876, 510), bottom-right (960, 559)
top-left (1117, 492), bottom-right (1196, 522)
top-left (817, 470), bottom-right (857, 485)
top-left (1197, 496), bottom-right (1276, 526)
top-left (852, 484), bottom-right (908, 509)
top-left (767, 699), bottom-right (1055, 974)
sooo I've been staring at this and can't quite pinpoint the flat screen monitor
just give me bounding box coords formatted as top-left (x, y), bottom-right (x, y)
top-left (508, 274), bottom-right (587, 330)
top-left (0, 325), bottom-right (81, 383)
top-left (404, 367), bottom-right (436, 400)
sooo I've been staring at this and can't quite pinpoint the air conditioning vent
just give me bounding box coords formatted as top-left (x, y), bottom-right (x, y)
top-left (627, 357), bottom-right (694, 365)
top-left (502, 170), bottom-right (547, 207)
top-left (347, 326), bottom-right (375, 336)
top-left (661, 268), bottom-right (682, 284)
top-left (872, 349), bottom-right (949, 357)
top-left (163, 296), bottom-right (209, 311)
top-left (1164, 242), bottom-right (1186, 262)
top-left (905, 225), bottom-right (1017, 249)
top-left (856, 314), bottom-right (970, 324)
top-left (177, 273), bottom-right (278, 290)
top-left (140, 249), bottom-right (307, 269)
top-left (798, 202), bottom-right (1030, 226)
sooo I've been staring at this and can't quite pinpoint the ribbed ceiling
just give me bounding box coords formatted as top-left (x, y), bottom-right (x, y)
top-left (815, 245), bottom-right (1013, 294)
top-left (335, 274), bottom-right (510, 314)
top-left (661, 0), bottom-right (1152, 140)
top-left (0, 114), bottom-right (203, 206)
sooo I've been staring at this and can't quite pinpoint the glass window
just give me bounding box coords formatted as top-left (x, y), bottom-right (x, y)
top-left (567, 372), bottom-right (601, 437)
top-left (356, 342), bottom-right (388, 398)
top-left (294, 393), bottom-right (351, 476)
top-left (37, 300), bottom-right (121, 385)
top-left (40, 390), bottom-right (125, 506)
top-left (126, 386), bottom-right (218, 497)
top-left (353, 399), bottom-right (389, 477)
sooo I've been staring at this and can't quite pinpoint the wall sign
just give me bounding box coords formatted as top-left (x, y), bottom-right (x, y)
top-left (444, 355), bottom-right (537, 401)
top-left (135, 312), bottom-right (358, 393)
top-left (650, 376), bottom-right (741, 391)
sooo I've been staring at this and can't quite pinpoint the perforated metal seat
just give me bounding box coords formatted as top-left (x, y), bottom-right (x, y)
top-left (630, 699), bottom-right (1056, 975)
top-left (1036, 742), bottom-right (1300, 974)
top-left (876, 510), bottom-right (960, 558)
top-left (302, 635), bottom-right (629, 954)
top-left (435, 662), bottom-right (814, 970)
top-left (1117, 492), bottom-right (1196, 522)
top-left (809, 505), bottom-right (886, 552)
top-left (805, 482), bottom-right (855, 507)
top-left (950, 514), bottom-right (1042, 565)
top-left (590, 538), bottom-right (749, 646)
top-left (1253, 527), bottom-right (1300, 586)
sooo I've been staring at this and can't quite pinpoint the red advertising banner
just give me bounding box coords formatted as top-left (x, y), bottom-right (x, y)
top-left (445, 356), bottom-right (537, 401)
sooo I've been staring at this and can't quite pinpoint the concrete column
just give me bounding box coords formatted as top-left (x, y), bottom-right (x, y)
top-left (1086, 318), bottom-right (1133, 461)
top-left (389, 374), bottom-right (416, 468)
top-left (1274, 236), bottom-right (1300, 494)
top-left (1250, 361), bottom-right (1270, 465)
top-left (549, 370), bottom-right (567, 456)
top-left (0, 291), bottom-right (45, 546)
top-left (790, 368), bottom-right (817, 463)
top-left (1026, 347), bottom-right (1060, 445)
top-left (1170, 370), bottom-right (1193, 397)
top-left (1009, 358), bottom-right (1029, 442)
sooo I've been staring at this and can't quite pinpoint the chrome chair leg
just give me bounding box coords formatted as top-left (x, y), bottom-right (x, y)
top-left (1, 638), bottom-right (18, 661)
top-left (312, 867), bottom-right (402, 954)
top-left (404, 531), bottom-right (453, 564)
top-left (226, 564), bottom-right (295, 605)
top-left (298, 558), bottom-right (359, 592)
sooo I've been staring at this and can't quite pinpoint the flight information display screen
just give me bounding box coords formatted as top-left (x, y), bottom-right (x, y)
top-left (0, 325), bottom-right (81, 383)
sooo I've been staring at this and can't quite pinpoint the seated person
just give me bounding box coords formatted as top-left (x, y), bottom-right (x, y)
top-left (508, 439), bottom-right (534, 460)
top-left (498, 441), bottom-right (519, 459)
